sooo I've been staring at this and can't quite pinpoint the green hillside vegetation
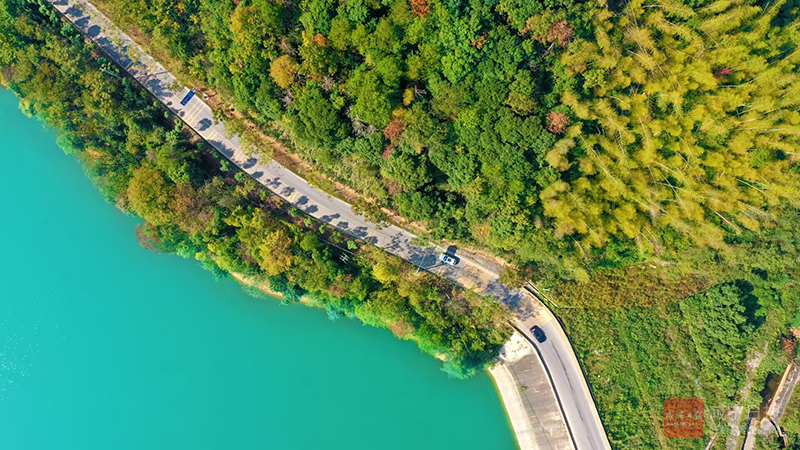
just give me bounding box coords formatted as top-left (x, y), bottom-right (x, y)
top-left (0, 0), bottom-right (512, 378)
top-left (779, 389), bottom-right (800, 449)
top-left (89, 0), bottom-right (800, 285)
top-left (562, 204), bottom-right (800, 446)
top-left (565, 280), bottom-right (799, 446)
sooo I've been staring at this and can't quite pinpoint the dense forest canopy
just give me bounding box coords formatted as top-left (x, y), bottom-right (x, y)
top-left (92, 0), bottom-right (800, 282)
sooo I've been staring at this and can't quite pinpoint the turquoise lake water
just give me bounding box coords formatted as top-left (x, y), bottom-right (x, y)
top-left (0, 89), bottom-right (516, 449)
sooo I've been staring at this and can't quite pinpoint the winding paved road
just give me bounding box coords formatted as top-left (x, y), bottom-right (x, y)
top-left (46, 1), bottom-right (611, 448)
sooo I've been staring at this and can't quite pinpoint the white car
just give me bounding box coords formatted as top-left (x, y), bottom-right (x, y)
top-left (439, 254), bottom-right (458, 266)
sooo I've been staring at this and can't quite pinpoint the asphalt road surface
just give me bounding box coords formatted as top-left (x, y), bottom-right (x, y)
top-left (517, 309), bottom-right (610, 450)
top-left (48, 1), bottom-right (611, 448)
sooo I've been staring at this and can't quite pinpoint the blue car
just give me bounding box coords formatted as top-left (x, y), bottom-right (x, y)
top-left (179, 90), bottom-right (195, 106)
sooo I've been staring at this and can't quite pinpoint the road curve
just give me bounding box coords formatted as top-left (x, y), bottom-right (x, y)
top-left (46, 1), bottom-right (611, 448)
top-left (515, 304), bottom-right (609, 450)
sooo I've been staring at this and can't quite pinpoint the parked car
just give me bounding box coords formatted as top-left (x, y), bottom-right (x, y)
top-left (530, 325), bottom-right (547, 343)
top-left (439, 253), bottom-right (458, 266)
top-left (179, 89), bottom-right (195, 106)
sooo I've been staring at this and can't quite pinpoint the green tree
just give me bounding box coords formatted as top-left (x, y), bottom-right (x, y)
top-left (680, 284), bottom-right (753, 398)
top-left (381, 152), bottom-right (431, 191)
top-left (291, 85), bottom-right (345, 147)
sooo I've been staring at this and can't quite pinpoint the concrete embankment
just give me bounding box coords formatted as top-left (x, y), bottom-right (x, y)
top-left (742, 363), bottom-right (800, 449)
top-left (765, 363), bottom-right (800, 424)
top-left (490, 332), bottom-right (574, 450)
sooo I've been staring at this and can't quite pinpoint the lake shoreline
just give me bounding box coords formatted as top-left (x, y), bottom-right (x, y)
top-left (0, 84), bottom-right (518, 449)
top-left (489, 362), bottom-right (537, 450)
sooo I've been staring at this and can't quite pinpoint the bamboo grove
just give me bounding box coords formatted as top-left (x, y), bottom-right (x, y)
top-left (550, 0), bottom-right (800, 253)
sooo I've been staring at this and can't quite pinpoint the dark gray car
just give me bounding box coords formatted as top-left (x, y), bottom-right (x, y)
top-left (530, 325), bottom-right (547, 343)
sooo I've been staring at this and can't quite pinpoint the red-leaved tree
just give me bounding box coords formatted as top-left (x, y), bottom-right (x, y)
top-left (546, 111), bottom-right (569, 134)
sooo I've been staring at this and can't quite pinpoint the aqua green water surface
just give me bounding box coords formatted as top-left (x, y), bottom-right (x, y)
top-left (0, 89), bottom-right (515, 450)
